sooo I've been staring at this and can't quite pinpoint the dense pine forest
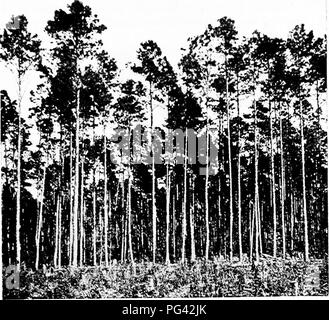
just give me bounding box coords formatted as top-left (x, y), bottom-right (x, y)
top-left (0, 1), bottom-right (328, 298)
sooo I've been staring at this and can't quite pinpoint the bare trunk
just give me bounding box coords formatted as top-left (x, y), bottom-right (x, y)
top-left (149, 82), bottom-right (157, 264)
top-left (92, 111), bottom-right (97, 266)
top-left (121, 178), bottom-right (126, 263)
top-left (249, 203), bottom-right (254, 261)
top-left (35, 159), bottom-right (47, 270)
top-left (290, 192), bottom-right (294, 253)
top-left (128, 128), bottom-right (134, 265)
top-left (165, 163), bottom-right (171, 264)
top-left (79, 156), bottom-right (84, 266)
top-left (205, 104), bottom-right (210, 260)
top-left (254, 98), bottom-right (260, 263)
top-left (279, 103), bottom-right (286, 259)
top-left (237, 74), bottom-right (242, 260)
top-left (225, 56), bottom-right (233, 262)
top-left (104, 126), bottom-right (108, 267)
top-left (69, 133), bottom-right (73, 265)
top-left (190, 176), bottom-right (196, 261)
top-left (270, 100), bottom-right (277, 258)
top-left (300, 100), bottom-right (309, 262)
top-left (73, 87), bottom-right (80, 267)
top-left (16, 81), bottom-right (22, 270)
top-left (181, 130), bottom-right (188, 263)
top-left (92, 187), bottom-right (96, 266)
top-left (58, 194), bottom-right (62, 268)
top-left (0, 91), bottom-right (2, 299)
top-left (54, 193), bottom-right (60, 267)
top-left (173, 186), bottom-right (177, 261)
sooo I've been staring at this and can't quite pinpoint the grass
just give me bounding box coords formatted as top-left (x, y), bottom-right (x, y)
top-left (3, 257), bottom-right (328, 299)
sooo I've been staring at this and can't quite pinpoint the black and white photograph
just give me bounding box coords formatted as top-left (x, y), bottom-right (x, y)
top-left (0, 0), bottom-right (328, 304)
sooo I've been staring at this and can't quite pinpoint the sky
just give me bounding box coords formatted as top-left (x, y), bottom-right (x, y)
top-left (0, 0), bottom-right (327, 68)
top-left (0, 0), bottom-right (327, 124)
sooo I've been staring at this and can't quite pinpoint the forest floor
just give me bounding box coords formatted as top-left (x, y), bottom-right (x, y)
top-left (3, 256), bottom-right (328, 299)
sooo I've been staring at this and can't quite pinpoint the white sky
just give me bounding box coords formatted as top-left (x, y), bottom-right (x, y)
top-left (0, 0), bottom-right (327, 124)
top-left (0, 0), bottom-right (327, 67)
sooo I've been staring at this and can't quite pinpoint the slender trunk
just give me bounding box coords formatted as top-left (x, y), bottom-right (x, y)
top-left (127, 172), bottom-right (133, 264)
top-left (109, 187), bottom-right (112, 263)
top-left (104, 124), bottom-right (108, 267)
top-left (69, 133), bottom-right (73, 265)
top-left (190, 176), bottom-right (196, 261)
top-left (121, 178), bottom-right (125, 263)
top-left (92, 110), bottom-right (97, 266)
top-left (290, 192), bottom-right (294, 253)
top-left (279, 102), bottom-right (286, 258)
top-left (237, 73), bottom-right (242, 260)
top-left (165, 163), bottom-right (171, 264)
top-left (205, 103), bottom-right (210, 260)
top-left (300, 100), bottom-right (309, 262)
top-left (218, 173), bottom-right (222, 256)
top-left (35, 159), bottom-right (47, 270)
top-left (79, 156), bottom-right (84, 266)
top-left (225, 56), bottom-right (233, 262)
top-left (270, 99), bottom-right (277, 258)
top-left (128, 128), bottom-right (134, 264)
top-left (58, 194), bottom-right (62, 268)
top-left (0, 91), bottom-right (2, 300)
top-left (181, 129), bottom-right (188, 263)
top-left (93, 185), bottom-right (97, 266)
top-left (249, 203), bottom-right (254, 261)
top-left (54, 193), bottom-right (60, 267)
top-left (254, 97), bottom-right (260, 263)
top-left (258, 197), bottom-right (262, 255)
top-left (148, 82), bottom-right (157, 264)
top-left (173, 186), bottom-right (177, 261)
top-left (16, 79), bottom-right (22, 270)
top-left (58, 141), bottom-right (64, 269)
top-left (73, 87), bottom-right (80, 267)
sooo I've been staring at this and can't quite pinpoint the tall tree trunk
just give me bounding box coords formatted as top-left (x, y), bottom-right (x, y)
top-left (205, 103), bottom-right (210, 260)
top-left (279, 102), bottom-right (286, 259)
top-left (290, 192), bottom-right (294, 253)
top-left (150, 81), bottom-right (157, 264)
top-left (128, 128), bottom-right (134, 265)
top-left (69, 133), bottom-right (73, 265)
top-left (104, 124), bottom-right (108, 267)
top-left (79, 156), bottom-right (84, 266)
top-left (165, 163), bottom-right (171, 264)
top-left (181, 129), bottom-right (188, 263)
top-left (35, 158), bottom-right (47, 270)
top-left (237, 73), bottom-right (242, 260)
top-left (16, 79), bottom-right (22, 270)
top-left (173, 185), bottom-right (177, 261)
top-left (92, 110), bottom-right (97, 266)
top-left (58, 194), bottom-right (62, 268)
top-left (121, 178), bottom-right (126, 263)
top-left (190, 175), bottom-right (196, 261)
top-left (270, 99), bottom-right (277, 258)
top-left (108, 187), bottom-right (112, 263)
top-left (254, 97), bottom-right (260, 263)
top-left (299, 100), bottom-right (309, 262)
top-left (73, 87), bottom-right (80, 267)
top-left (54, 193), bottom-right (60, 267)
top-left (249, 203), bottom-right (254, 261)
top-left (225, 56), bottom-right (233, 262)
top-left (127, 171), bottom-right (133, 264)
top-left (0, 91), bottom-right (2, 300)
top-left (93, 184), bottom-right (97, 266)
